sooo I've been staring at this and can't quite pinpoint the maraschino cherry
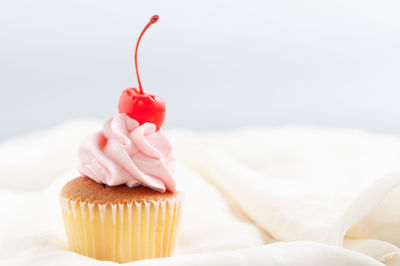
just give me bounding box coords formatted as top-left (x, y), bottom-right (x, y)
top-left (119, 15), bottom-right (166, 130)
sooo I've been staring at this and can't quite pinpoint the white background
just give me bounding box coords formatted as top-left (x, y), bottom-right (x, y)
top-left (1, 0), bottom-right (399, 139)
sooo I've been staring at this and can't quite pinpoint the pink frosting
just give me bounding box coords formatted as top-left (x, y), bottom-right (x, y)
top-left (78, 113), bottom-right (176, 192)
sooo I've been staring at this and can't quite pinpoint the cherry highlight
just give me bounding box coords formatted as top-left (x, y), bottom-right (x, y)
top-left (135, 15), bottom-right (159, 94)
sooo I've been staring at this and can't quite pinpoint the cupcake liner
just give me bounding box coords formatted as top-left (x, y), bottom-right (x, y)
top-left (59, 194), bottom-right (183, 263)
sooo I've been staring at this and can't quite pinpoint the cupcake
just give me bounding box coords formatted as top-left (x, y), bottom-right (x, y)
top-left (59, 15), bottom-right (183, 263)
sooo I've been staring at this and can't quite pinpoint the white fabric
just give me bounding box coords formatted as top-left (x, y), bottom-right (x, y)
top-left (1, 122), bottom-right (400, 265)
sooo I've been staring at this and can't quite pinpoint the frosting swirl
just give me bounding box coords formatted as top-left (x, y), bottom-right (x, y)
top-left (78, 113), bottom-right (176, 192)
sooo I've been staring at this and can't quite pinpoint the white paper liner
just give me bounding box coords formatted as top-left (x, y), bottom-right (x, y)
top-left (59, 193), bottom-right (184, 263)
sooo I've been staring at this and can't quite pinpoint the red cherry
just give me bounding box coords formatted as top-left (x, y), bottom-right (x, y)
top-left (119, 88), bottom-right (165, 130)
top-left (119, 15), bottom-right (166, 130)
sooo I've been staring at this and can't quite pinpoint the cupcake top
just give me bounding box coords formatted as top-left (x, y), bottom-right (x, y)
top-left (77, 15), bottom-right (177, 193)
top-left (78, 114), bottom-right (176, 193)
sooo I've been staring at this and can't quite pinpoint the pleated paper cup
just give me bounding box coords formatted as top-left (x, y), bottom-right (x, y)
top-left (59, 192), bottom-right (183, 263)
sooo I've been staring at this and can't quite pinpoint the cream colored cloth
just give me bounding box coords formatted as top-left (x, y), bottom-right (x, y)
top-left (1, 121), bottom-right (400, 265)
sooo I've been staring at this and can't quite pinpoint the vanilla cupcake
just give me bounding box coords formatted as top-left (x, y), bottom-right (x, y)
top-left (60, 114), bottom-right (183, 263)
top-left (59, 15), bottom-right (183, 263)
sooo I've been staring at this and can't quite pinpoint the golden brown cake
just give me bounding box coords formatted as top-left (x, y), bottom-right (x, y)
top-left (60, 177), bottom-right (183, 263)
top-left (61, 177), bottom-right (180, 204)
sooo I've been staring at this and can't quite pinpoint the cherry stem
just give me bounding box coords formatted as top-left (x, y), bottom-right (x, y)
top-left (135, 15), bottom-right (159, 94)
